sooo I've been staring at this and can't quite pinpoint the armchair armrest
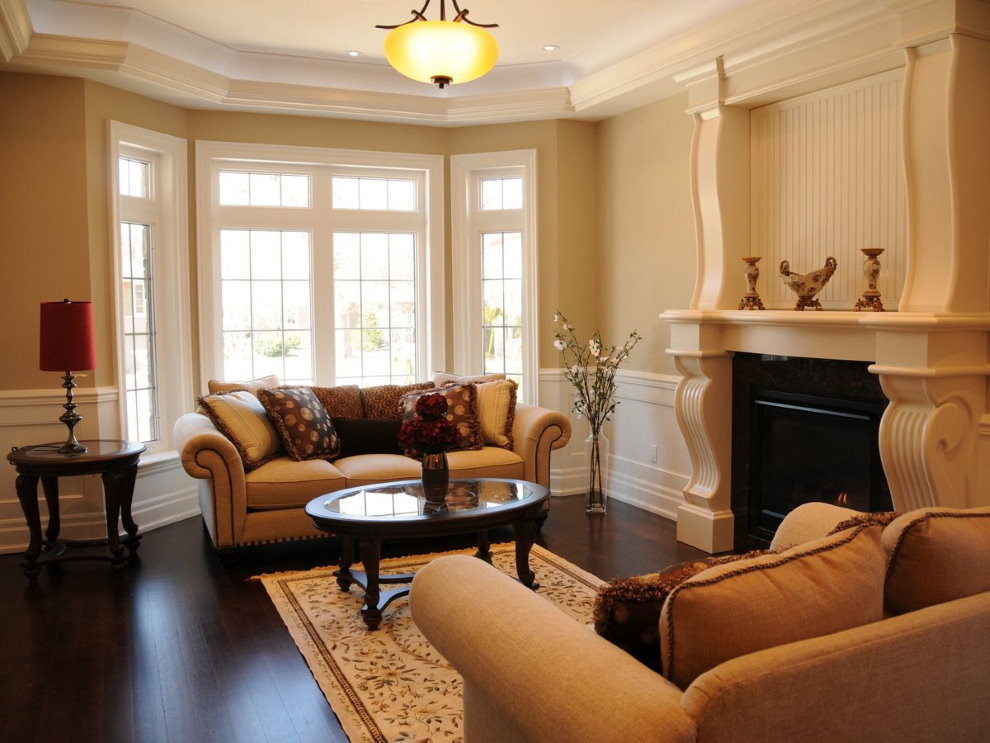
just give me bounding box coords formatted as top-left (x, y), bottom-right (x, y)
top-left (173, 412), bottom-right (248, 549)
top-left (510, 403), bottom-right (571, 489)
top-left (411, 555), bottom-right (696, 743)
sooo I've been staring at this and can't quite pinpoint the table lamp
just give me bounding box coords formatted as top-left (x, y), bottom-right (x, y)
top-left (40, 299), bottom-right (96, 454)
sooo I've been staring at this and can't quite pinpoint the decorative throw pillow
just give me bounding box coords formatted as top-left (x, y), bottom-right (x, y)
top-left (258, 387), bottom-right (341, 462)
top-left (207, 374), bottom-right (280, 395)
top-left (882, 506), bottom-right (990, 615)
top-left (197, 390), bottom-right (284, 471)
top-left (593, 550), bottom-right (771, 672)
top-left (400, 383), bottom-right (484, 454)
top-left (332, 417), bottom-right (403, 458)
top-left (659, 524), bottom-right (886, 689)
top-left (361, 381), bottom-right (435, 420)
top-left (474, 379), bottom-right (518, 449)
top-left (311, 384), bottom-right (363, 419)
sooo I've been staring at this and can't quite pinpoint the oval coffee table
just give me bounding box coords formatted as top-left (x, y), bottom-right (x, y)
top-left (305, 478), bottom-right (549, 630)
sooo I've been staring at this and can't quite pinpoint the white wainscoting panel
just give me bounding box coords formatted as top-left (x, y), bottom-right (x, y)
top-left (751, 69), bottom-right (907, 310)
top-left (0, 388), bottom-right (199, 555)
top-left (539, 368), bottom-right (690, 521)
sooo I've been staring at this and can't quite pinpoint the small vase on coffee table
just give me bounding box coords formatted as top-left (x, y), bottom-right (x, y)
top-left (421, 451), bottom-right (449, 503)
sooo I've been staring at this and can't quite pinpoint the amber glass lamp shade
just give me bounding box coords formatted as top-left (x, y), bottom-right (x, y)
top-left (384, 20), bottom-right (498, 87)
top-left (40, 299), bottom-right (96, 454)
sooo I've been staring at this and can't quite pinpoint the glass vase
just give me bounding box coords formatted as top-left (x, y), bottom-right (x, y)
top-left (584, 430), bottom-right (610, 514)
top-left (421, 451), bottom-right (449, 503)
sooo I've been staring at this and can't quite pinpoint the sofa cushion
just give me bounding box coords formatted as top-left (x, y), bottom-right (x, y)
top-left (659, 524), bottom-right (886, 689)
top-left (332, 417), bottom-right (403, 457)
top-left (593, 551), bottom-right (772, 672)
top-left (361, 381), bottom-right (435, 419)
top-left (401, 383), bottom-right (484, 453)
top-left (475, 379), bottom-right (518, 450)
top-left (258, 386), bottom-right (341, 462)
top-left (197, 390), bottom-right (284, 471)
top-left (311, 384), bottom-right (363, 419)
top-left (883, 506), bottom-right (990, 615)
top-left (207, 374), bottom-right (280, 395)
top-left (245, 457), bottom-right (346, 509)
top-left (333, 453), bottom-right (422, 485)
top-left (445, 447), bottom-right (524, 480)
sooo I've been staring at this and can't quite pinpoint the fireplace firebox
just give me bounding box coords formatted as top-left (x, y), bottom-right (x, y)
top-left (731, 354), bottom-right (892, 549)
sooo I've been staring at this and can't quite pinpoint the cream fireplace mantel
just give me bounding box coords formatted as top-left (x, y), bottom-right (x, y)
top-left (663, 0), bottom-right (990, 552)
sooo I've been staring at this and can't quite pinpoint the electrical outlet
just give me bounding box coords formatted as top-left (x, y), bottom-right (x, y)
top-left (650, 444), bottom-right (658, 463)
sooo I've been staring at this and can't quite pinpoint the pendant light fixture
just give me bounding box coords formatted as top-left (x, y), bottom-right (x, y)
top-left (377, 0), bottom-right (499, 89)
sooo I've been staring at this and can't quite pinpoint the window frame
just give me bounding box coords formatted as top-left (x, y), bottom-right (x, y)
top-left (450, 149), bottom-right (538, 402)
top-left (195, 141), bottom-right (445, 388)
top-left (109, 122), bottom-right (191, 454)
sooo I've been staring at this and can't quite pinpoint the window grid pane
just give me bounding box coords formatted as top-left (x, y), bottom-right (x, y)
top-left (220, 229), bottom-right (313, 384)
top-left (481, 232), bottom-right (523, 377)
top-left (333, 232), bottom-right (417, 385)
top-left (120, 221), bottom-right (159, 443)
top-left (331, 177), bottom-right (417, 212)
top-left (218, 170), bottom-right (311, 208)
top-left (119, 157), bottom-right (150, 198)
top-left (480, 177), bottom-right (523, 211)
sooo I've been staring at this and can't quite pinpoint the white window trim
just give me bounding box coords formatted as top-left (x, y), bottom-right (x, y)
top-left (450, 149), bottom-right (538, 402)
top-left (108, 121), bottom-right (191, 454)
top-left (195, 141), bottom-right (445, 387)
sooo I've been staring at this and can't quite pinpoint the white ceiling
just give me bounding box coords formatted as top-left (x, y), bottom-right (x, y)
top-left (0, 0), bottom-right (878, 125)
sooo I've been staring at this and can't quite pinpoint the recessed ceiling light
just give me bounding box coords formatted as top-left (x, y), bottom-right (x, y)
top-left (542, 44), bottom-right (559, 52)
top-left (346, 50), bottom-right (363, 57)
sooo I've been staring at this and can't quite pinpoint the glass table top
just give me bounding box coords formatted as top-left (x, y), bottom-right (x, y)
top-left (307, 478), bottom-right (546, 521)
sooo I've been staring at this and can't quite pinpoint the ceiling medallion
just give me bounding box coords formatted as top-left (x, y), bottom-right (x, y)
top-left (377, 0), bottom-right (499, 89)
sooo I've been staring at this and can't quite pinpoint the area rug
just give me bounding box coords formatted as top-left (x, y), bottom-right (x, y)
top-left (257, 543), bottom-right (604, 742)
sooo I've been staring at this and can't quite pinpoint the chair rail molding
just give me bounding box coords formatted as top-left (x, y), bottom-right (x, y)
top-left (538, 367), bottom-right (689, 518)
top-left (0, 387), bottom-right (199, 554)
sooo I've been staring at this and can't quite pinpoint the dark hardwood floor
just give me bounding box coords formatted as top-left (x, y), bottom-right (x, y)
top-left (0, 495), bottom-right (706, 743)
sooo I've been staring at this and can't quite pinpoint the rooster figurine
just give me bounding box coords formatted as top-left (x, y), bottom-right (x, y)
top-left (779, 256), bottom-right (837, 311)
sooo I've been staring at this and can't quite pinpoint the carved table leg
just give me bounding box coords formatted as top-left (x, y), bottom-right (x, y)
top-left (118, 462), bottom-right (141, 552)
top-left (101, 467), bottom-right (128, 573)
top-left (475, 530), bottom-right (492, 562)
top-left (512, 518), bottom-right (539, 590)
top-left (40, 476), bottom-right (60, 548)
top-left (358, 536), bottom-right (383, 630)
top-left (15, 474), bottom-right (42, 581)
top-left (336, 536), bottom-right (356, 592)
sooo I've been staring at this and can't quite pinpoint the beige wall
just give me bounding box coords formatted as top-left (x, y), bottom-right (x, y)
top-left (0, 69), bottom-right (693, 393)
top-left (0, 73), bottom-right (91, 390)
top-left (598, 93), bottom-right (696, 376)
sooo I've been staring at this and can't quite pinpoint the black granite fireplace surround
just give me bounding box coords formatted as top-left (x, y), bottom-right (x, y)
top-left (732, 353), bottom-right (893, 549)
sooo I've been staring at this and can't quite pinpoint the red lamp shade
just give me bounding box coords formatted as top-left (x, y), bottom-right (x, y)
top-left (40, 300), bottom-right (96, 372)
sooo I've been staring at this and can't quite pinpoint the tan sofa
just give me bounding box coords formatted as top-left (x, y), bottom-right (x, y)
top-left (411, 503), bottom-right (990, 742)
top-left (174, 398), bottom-right (571, 553)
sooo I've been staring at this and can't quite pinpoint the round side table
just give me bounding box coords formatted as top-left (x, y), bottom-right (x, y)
top-left (7, 440), bottom-right (146, 580)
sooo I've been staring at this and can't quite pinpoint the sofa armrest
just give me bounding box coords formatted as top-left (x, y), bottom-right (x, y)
top-left (510, 403), bottom-right (571, 489)
top-left (770, 501), bottom-right (862, 550)
top-left (173, 412), bottom-right (248, 549)
top-left (411, 555), bottom-right (696, 743)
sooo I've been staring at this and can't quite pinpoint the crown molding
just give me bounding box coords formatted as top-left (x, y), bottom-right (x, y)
top-left (0, 0), bottom-right (30, 60)
top-left (2, 0), bottom-right (982, 125)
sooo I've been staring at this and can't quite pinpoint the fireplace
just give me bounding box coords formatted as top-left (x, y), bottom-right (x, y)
top-left (732, 354), bottom-right (892, 549)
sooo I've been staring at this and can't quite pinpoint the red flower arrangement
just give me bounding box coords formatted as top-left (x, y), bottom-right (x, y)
top-left (398, 393), bottom-right (457, 454)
